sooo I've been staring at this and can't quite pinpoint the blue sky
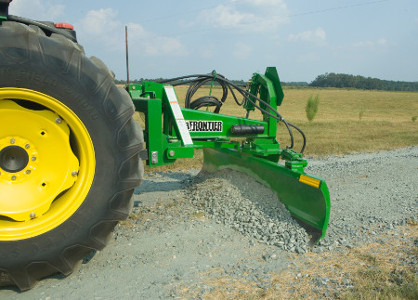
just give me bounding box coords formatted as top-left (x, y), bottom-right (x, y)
top-left (9, 0), bottom-right (418, 82)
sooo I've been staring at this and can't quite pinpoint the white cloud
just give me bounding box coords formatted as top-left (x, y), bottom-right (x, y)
top-left (197, 0), bottom-right (289, 32)
top-left (77, 8), bottom-right (187, 56)
top-left (142, 35), bottom-right (186, 56)
top-left (80, 8), bottom-right (120, 37)
top-left (9, 0), bottom-right (65, 20)
top-left (76, 8), bottom-right (124, 52)
top-left (233, 42), bottom-right (252, 59)
top-left (199, 45), bottom-right (216, 59)
top-left (352, 38), bottom-right (387, 48)
top-left (200, 5), bottom-right (250, 29)
top-left (127, 22), bottom-right (186, 56)
top-left (352, 40), bottom-right (373, 48)
top-left (296, 52), bottom-right (320, 63)
top-left (232, 0), bottom-right (287, 8)
top-left (288, 28), bottom-right (326, 45)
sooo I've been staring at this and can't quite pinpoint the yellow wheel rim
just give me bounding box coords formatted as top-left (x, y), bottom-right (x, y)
top-left (0, 88), bottom-right (95, 241)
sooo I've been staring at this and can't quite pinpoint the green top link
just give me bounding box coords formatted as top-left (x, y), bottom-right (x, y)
top-left (209, 70), bottom-right (217, 96)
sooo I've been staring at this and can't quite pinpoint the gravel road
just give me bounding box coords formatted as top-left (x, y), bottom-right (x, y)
top-left (1, 147), bottom-right (417, 299)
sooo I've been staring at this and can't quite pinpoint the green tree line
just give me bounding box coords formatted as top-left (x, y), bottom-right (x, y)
top-left (310, 73), bottom-right (418, 91)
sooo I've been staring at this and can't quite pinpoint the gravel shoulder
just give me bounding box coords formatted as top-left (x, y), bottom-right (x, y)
top-left (1, 147), bottom-right (417, 299)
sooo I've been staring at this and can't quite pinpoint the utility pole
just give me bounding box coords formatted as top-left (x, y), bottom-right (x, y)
top-left (125, 25), bottom-right (130, 85)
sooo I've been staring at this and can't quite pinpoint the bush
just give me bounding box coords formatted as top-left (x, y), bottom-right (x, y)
top-left (305, 94), bottom-right (320, 122)
top-left (412, 116), bottom-right (417, 122)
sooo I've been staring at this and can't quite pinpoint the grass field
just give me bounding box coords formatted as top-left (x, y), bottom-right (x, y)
top-left (135, 85), bottom-right (418, 170)
top-left (270, 87), bottom-right (418, 155)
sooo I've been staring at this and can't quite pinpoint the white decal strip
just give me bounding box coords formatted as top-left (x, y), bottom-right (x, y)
top-left (164, 86), bottom-right (193, 145)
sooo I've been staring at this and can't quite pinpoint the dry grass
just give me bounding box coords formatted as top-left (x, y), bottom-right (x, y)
top-left (177, 223), bottom-right (418, 299)
top-left (279, 120), bottom-right (418, 156)
top-left (135, 86), bottom-right (417, 170)
top-left (276, 88), bottom-right (418, 155)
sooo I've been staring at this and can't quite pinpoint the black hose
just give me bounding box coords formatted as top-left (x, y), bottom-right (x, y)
top-left (288, 122), bottom-right (306, 153)
top-left (188, 95), bottom-right (223, 112)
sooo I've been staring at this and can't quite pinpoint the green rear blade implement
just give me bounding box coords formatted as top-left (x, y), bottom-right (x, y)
top-left (202, 148), bottom-right (331, 243)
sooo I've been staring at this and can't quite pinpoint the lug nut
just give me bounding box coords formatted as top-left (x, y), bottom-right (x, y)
top-left (30, 212), bottom-right (36, 219)
top-left (25, 144), bottom-right (30, 149)
top-left (26, 170), bottom-right (31, 175)
top-left (55, 118), bottom-right (62, 124)
top-left (32, 156), bottom-right (37, 161)
top-left (71, 171), bottom-right (78, 177)
top-left (11, 175), bottom-right (16, 181)
top-left (10, 138), bottom-right (15, 144)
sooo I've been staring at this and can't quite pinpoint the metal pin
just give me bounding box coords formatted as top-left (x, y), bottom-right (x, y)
top-left (151, 151), bottom-right (158, 164)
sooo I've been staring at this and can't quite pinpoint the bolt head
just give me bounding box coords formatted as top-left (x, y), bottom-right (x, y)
top-left (10, 138), bottom-right (15, 144)
top-left (55, 118), bottom-right (62, 124)
top-left (11, 175), bottom-right (16, 181)
top-left (25, 144), bottom-right (30, 149)
top-left (71, 171), bottom-right (78, 177)
top-left (31, 156), bottom-right (37, 161)
top-left (169, 150), bottom-right (175, 157)
top-left (151, 151), bottom-right (158, 164)
top-left (30, 212), bottom-right (36, 219)
top-left (26, 170), bottom-right (31, 175)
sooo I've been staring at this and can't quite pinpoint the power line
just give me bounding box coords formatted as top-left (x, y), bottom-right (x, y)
top-left (290, 0), bottom-right (390, 17)
top-left (136, 4), bottom-right (220, 24)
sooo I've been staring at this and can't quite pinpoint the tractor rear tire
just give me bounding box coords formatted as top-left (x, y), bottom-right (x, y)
top-left (0, 22), bottom-right (144, 290)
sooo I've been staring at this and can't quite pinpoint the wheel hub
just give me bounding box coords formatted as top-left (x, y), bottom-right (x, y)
top-left (0, 145), bottom-right (29, 173)
top-left (0, 100), bottom-right (79, 222)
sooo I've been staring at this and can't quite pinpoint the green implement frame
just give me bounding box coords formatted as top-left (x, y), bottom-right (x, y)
top-left (128, 67), bottom-right (330, 242)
